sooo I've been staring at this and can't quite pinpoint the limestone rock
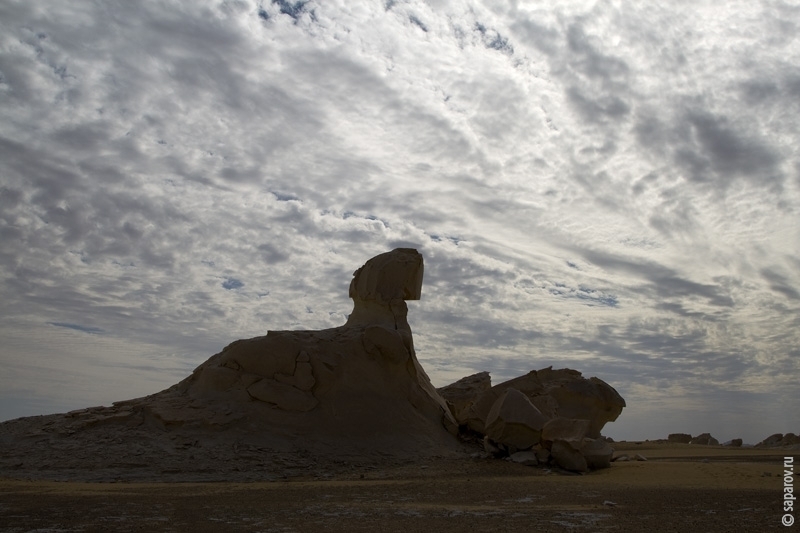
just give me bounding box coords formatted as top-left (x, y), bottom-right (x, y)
top-left (756, 433), bottom-right (784, 447)
top-left (246, 378), bottom-right (318, 412)
top-left (484, 388), bottom-right (548, 451)
top-left (668, 433), bottom-right (692, 444)
top-left (689, 433), bottom-right (719, 446)
top-left (450, 367), bottom-right (625, 439)
top-left (580, 438), bottom-right (613, 470)
top-left (541, 417), bottom-right (591, 447)
top-left (551, 439), bottom-right (588, 473)
top-left (437, 371), bottom-right (492, 426)
top-left (0, 248), bottom-right (464, 482)
top-left (509, 451), bottom-right (539, 466)
top-left (483, 435), bottom-right (501, 455)
top-left (534, 446), bottom-right (551, 464)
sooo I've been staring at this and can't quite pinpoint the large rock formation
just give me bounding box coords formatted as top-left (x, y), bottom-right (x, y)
top-left (0, 248), bottom-right (626, 480)
top-left (182, 247), bottom-right (457, 445)
top-left (0, 249), bottom-right (461, 481)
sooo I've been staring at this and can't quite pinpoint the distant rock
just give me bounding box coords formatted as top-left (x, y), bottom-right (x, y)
top-left (723, 438), bottom-right (743, 447)
top-left (689, 433), bottom-right (719, 445)
top-left (668, 433), bottom-right (692, 444)
top-left (756, 433), bottom-right (784, 447)
top-left (757, 433), bottom-right (800, 447)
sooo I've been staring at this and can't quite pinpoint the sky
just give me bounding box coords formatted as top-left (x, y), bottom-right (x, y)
top-left (1, 0), bottom-right (798, 445)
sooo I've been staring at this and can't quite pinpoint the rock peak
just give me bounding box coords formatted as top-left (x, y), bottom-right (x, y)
top-left (345, 248), bottom-right (423, 331)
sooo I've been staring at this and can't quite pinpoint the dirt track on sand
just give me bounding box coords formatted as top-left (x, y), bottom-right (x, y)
top-left (1, 444), bottom-right (796, 532)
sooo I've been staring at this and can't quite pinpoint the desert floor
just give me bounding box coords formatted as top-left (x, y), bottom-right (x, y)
top-left (1, 443), bottom-right (796, 532)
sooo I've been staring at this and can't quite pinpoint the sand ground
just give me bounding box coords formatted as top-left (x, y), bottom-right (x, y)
top-left (1, 443), bottom-right (796, 532)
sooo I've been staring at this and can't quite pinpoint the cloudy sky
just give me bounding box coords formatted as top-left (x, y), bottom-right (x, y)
top-left (1, 0), bottom-right (798, 444)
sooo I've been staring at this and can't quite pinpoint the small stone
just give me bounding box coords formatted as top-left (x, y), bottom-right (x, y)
top-left (509, 451), bottom-right (539, 466)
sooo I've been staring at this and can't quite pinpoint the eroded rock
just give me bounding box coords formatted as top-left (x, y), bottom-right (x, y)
top-left (484, 388), bottom-right (548, 451)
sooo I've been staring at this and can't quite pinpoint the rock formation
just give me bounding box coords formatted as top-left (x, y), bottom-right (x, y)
top-left (438, 367), bottom-right (625, 472)
top-left (0, 248), bottom-right (627, 480)
top-left (0, 249), bottom-right (460, 481)
top-left (755, 433), bottom-right (800, 448)
top-left (689, 433), bottom-right (720, 446)
top-left (667, 433), bottom-right (692, 444)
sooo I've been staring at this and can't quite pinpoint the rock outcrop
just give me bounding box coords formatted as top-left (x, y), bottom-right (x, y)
top-left (667, 433), bottom-right (692, 444)
top-left (756, 433), bottom-right (800, 448)
top-left (0, 248), bottom-right (627, 481)
top-left (0, 249), bottom-right (461, 481)
top-left (438, 367), bottom-right (625, 472)
top-left (689, 433), bottom-right (719, 446)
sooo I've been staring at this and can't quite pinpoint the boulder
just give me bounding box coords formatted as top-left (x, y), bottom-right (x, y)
top-left (668, 433), bottom-right (692, 444)
top-left (484, 388), bottom-right (548, 451)
top-left (723, 438), bottom-right (743, 447)
top-left (437, 372), bottom-right (492, 426)
top-left (541, 417), bottom-right (591, 447)
top-left (447, 367), bottom-right (625, 439)
top-left (756, 433), bottom-right (783, 447)
top-left (551, 440), bottom-right (588, 473)
top-left (581, 438), bottom-right (614, 469)
top-left (509, 451), bottom-right (539, 466)
top-left (689, 433), bottom-right (719, 446)
top-left (780, 433), bottom-right (800, 446)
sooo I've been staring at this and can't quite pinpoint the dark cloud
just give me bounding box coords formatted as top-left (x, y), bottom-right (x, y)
top-left (48, 322), bottom-right (104, 335)
top-left (761, 268), bottom-right (800, 301)
top-left (682, 111), bottom-right (781, 185)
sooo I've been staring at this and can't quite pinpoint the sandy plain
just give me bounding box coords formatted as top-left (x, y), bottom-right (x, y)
top-left (0, 442), bottom-right (796, 532)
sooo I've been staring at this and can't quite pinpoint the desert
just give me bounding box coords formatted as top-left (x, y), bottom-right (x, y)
top-left (0, 443), bottom-right (795, 532)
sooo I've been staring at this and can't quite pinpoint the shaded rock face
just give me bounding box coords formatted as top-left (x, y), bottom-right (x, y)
top-left (668, 433), bottom-right (693, 444)
top-left (440, 367), bottom-right (625, 439)
top-left (0, 249), bottom-right (460, 481)
top-left (0, 248), bottom-right (627, 480)
top-left (756, 433), bottom-right (800, 448)
top-left (437, 367), bottom-right (625, 472)
top-left (689, 433), bottom-right (719, 446)
top-left (177, 248), bottom-right (458, 445)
